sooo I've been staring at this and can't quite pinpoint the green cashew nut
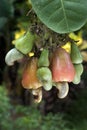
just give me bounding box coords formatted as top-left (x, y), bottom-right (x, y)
top-left (5, 48), bottom-right (24, 66)
top-left (56, 82), bottom-right (69, 99)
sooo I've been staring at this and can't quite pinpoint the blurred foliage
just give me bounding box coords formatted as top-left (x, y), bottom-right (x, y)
top-left (0, 86), bottom-right (75, 130)
top-left (0, 0), bottom-right (14, 30)
top-left (1, 85), bottom-right (87, 130)
top-left (66, 87), bottom-right (87, 130)
top-left (0, 86), bottom-right (13, 130)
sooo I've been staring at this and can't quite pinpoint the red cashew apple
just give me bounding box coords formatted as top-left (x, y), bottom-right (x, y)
top-left (22, 57), bottom-right (42, 89)
top-left (50, 47), bottom-right (76, 82)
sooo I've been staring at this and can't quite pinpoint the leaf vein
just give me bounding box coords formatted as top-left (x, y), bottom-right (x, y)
top-left (60, 0), bottom-right (69, 31)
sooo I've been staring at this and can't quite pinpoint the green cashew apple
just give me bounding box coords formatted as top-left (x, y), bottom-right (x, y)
top-left (37, 67), bottom-right (52, 91)
top-left (70, 42), bottom-right (83, 64)
top-left (38, 49), bottom-right (49, 67)
top-left (50, 47), bottom-right (76, 82)
top-left (14, 30), bottom-right (35, 54)
top-left (73, 64), bottom-right (83, 84)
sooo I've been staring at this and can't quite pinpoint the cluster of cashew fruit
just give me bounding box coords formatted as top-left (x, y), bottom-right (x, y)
top-left (5, 30), bottom-right (83, 103)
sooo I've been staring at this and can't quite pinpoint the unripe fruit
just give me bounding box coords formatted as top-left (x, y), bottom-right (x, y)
top-left (14, 30), bottom-right (35, 54)
top-left (22, 57), bottom-right (42, 89)
top-left (72, 64), bottom-right (83, 84)
top-left (38, 49), bottom-right (49, 67)
top-left (70, 42), bottom-right (83, 64)
top-left (50, 47), bottom-right (75, 82)
top-left (37, 67), bottom-right (52, 91)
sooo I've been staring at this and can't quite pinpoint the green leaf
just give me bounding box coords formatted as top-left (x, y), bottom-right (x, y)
top-left (31, 0), bottom-right (87, 33)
